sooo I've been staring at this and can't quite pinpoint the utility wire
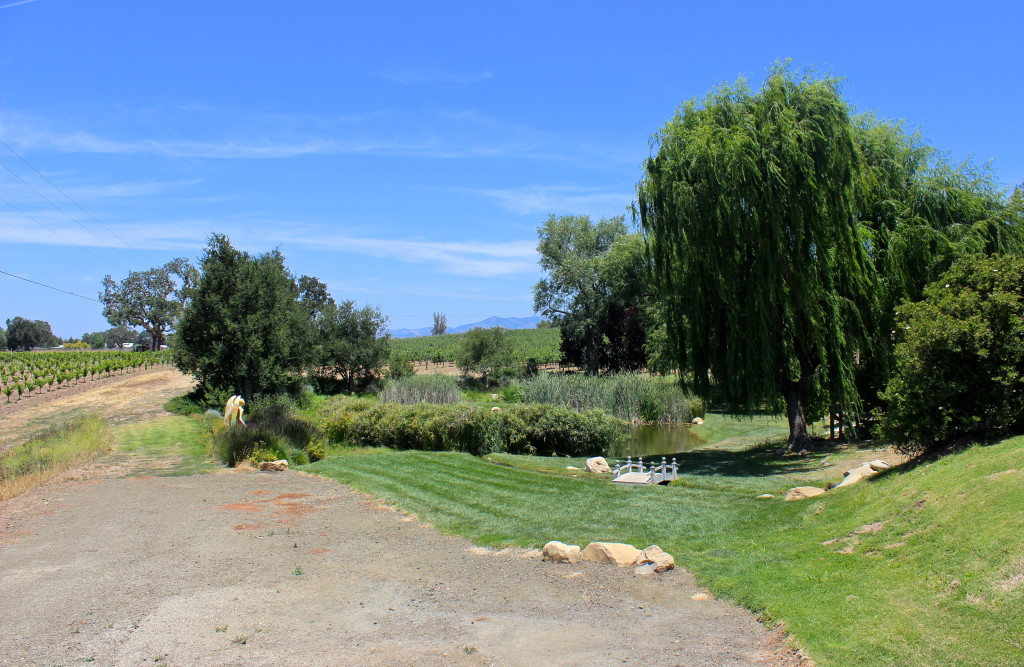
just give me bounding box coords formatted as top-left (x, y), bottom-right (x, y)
top-left (0, 269), bottom-right (102, 303)
top-left (0, 158), bottom-right (136, 268)
top-left (0, 138), bottom-right (150, 263)
top-left (0, 197), bottom-right (126, 273)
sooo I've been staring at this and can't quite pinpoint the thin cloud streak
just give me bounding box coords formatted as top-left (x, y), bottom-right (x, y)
top-left (0, 0), bottom-right (40, 9)
top-left (468, 184), bottom-right (633, 216)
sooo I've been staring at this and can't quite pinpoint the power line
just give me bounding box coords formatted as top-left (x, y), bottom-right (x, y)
top-left (0, 138), bottom-right (151, 263)
top-left (0, 197), bottom-right (127, 273)
top-left (0, 269), bottom-right (102, 303)
top-left (0, 158), bottom-right (139, 267)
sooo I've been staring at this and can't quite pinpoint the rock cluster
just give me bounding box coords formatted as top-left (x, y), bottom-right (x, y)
top-left (783, 458), bottom-right (893, 501)
top-left (258, 460), bottom-right (289, 472)
top-left (541, 540), bottom-right (675, 574)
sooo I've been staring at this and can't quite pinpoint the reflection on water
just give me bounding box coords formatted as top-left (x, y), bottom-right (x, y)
top-left (617, 424), bottom-right (708, 458)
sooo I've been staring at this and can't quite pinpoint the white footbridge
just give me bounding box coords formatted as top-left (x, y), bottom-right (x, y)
top-left (612, 456), bottom-right (680, 485)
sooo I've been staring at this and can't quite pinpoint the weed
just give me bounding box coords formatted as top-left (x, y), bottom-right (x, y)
top-left (232, 635), bottom-right (249, 645)
top-left (293, 566), bottom-right (303, 575)
top-left (464, 647), bottom-right (478, 655)
top-left (215, 625), bottom-right (227, 633)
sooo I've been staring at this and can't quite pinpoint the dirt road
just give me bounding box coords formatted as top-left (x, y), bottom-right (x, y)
top-left (0, 370), bottom-right (800, 666)
top-left (0, 367), bottom-right (195, 450)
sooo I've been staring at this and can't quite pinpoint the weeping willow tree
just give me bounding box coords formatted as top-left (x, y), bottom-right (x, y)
top-left (854, 116), bottom-right (1024, 411)
top-left (637, 65), bottom-right (876, 450)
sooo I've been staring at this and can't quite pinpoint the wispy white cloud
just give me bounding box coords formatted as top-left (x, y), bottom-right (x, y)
top-left (0, 212), bottom-right (539, 278)
top-left (297, 234), bottom-right (537, 277)
top-left (467, 184), bottom-right (633, 216)
top-left (0, 0), bottom-right (40, 9)
top-left (381, 68), bottom-right (493, 87)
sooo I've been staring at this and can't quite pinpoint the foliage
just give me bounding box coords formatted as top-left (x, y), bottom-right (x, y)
top-left (879, 255), bottom-right (1024, 452)
top-left (511, 372), bottom-right (703, 423)
top-left (101, 258), bottom-right (196, 351)
top-left (638, 64), bottom-right (873, 449)
top-left (431, 312), bottom-right (447, 336)
top-left (380, 374), bottom-right (461, 404)
top-left (386, 351), bottom-right (415, 380)
top-left (853, 116), bottom-right (1024, 411)
top-left (311, 300), bottom-right (391, 393)
top-left (63, 341), bottom-right (90, 349)
top-left (209, 398), bottom-right (318, 466)
top-left (534, 215), bottom-right (653, 374)
top-left (174, 234), bottom-right (308, 399)
top-left (0, 350), bottom-right (172, 403)
top-left (456, 327), bottom-right (516, 386)
top-left (0, 416), bottom-right (110, 501)
top-left (5, 316), bottom-right (58, 351)
top-left (312, 395), bottom-right (627, 457)
top-left (392, 327), bottom-right (561, 366)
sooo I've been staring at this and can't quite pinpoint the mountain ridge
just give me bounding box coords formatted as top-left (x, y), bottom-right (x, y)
top-left (390, 315), bottom-right (542, 338)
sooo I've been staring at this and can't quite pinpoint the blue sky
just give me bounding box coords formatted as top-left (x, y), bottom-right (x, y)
top-left (2, 0), bottom-right (1022, 338)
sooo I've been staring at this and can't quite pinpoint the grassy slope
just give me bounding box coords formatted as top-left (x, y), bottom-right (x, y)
top-left (303, 437), bottom-right (1024, 666)
top-left (113, 415), bottom-right (219, 476)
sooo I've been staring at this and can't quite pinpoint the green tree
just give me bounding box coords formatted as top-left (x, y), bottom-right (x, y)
top-left (456, 327), bottom-right (515, 386)
top-left (314, 300), bottom-right (391, 392)
top-left (5, 317), bottom-right (57, 350)
top-left (432, 312), bottom-right (448, 336)
top-left (638, 65), bottom-right (874, 449)
top-left (852, 116), bottom-right (1024, 411)
top-left (533, 215), bottom-right (632, 375)
top-left (879, 255), bottom-right (1024, 452)
top-left (174, 234), bottom-right (308, 399)
top-left (101, 258), bottom-right (197, 351)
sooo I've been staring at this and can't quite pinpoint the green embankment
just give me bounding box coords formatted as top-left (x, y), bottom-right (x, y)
top-left (303, 437), bottom-right (1024, 666)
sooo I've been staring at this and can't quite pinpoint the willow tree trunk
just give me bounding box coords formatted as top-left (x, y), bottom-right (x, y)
top-left (783, 380), bottom-right (812, 451)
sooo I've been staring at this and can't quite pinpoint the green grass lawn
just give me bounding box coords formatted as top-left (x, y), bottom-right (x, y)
top-left (113, 415), bottom-right (218, 476)
top-left (302, 437), bottom-right (1024, 666)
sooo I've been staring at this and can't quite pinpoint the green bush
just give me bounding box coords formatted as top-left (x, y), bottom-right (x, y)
top-left (511, 372), bottom-right (703, 423)
top-left (313, 396), bottom-right (626, 457)
top-left (210, 398), bottom-right (320, 465)
top-left (879, 255), bottom-right (1024, 453)
top-left (380, 375), bottom-right (461, 405)
top-left (499, 384), bottom-right (525, 403)
top-left (163, 394), bottom-right (204, 416)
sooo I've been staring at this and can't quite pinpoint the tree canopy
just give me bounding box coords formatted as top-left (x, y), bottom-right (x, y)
top-left (174, 235), bottom-right (308, 399)
top-left (638, 65), bottom-right (873, 449)
top-left (5, 317), bottom-right (58, 351)
top-left (101, 258), bottom-right (196, 351)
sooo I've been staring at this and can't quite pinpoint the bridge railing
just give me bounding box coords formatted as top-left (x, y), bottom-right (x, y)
top-left (612, 456), bottom-right (680, 483)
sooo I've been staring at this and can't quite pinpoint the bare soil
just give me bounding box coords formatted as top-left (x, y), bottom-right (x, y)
top-left (0, 370), bottom-right (807, 666)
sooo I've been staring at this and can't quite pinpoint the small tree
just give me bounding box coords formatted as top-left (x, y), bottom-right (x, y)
top-left (456, 327), bottom-right (515, 386)
top-left (880, 255), bottom-right (1024, 453)
top-left (315, 301), bottom-right (391, 392)
top-left (432, 312), bottom-right (448, 336)
top-left (101, 258), bottom-right (196, 351)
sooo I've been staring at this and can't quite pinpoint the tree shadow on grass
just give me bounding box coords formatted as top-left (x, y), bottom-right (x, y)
top-left (676, 444), bottom-right (836, 479)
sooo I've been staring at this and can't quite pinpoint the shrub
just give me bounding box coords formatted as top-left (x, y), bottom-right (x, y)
top-left (210, 398), bottom-right (320, 465)
top-left (381, 375), bottom-right (461, 405)
top-left (163, 394), bottom-right (204, 416)
top-left (314, 396), bottom-right (626, 457)
top-left (879, 255), bottom-right (1024, 453)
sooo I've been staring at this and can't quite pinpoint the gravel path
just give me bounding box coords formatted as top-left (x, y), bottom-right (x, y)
top-left (0, 468), bottom-right (792, 666)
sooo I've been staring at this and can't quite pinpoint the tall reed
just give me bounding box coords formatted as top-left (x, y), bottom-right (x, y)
top-left (512, 372), bottom-right (703, 423)
top-left (380, 375), bottom-right (461, 405)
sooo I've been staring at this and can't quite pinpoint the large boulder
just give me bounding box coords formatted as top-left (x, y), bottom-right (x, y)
top-left (258, 460), bottom-right (288, 472)
top-left (585, 457), bottom-right (612, 474)
top-left (637, 545), bottom-right (675, 573)
top-left (785, 486), bottom-right (826, 501)
top-left (542, 541), bottom-right (581, 564)
top-left (868, 459), bottom-right (892, 472)
top-left (580, 542), bottom-right (641, 567)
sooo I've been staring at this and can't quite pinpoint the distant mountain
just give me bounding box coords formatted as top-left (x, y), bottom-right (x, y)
top-left (390, 315), bottom-right (542, 339)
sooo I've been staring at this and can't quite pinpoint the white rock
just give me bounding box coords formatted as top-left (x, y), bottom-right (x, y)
top-left (691, 417), bottom-right (704, 425)
top-left (868, 459), bottom-right (892, 472)
top-left (542, 541), bottom-right (581, 564)
top-left (637, 545), bottom-right (675, 572)
top-left (785, 486), bottom-right (826, 501)
top-left (585, 456), bottom-right (612, 474)
top-left (581, 542), bottom-right (641, 567)
top-left (756, 493), bottom-right (774, 499)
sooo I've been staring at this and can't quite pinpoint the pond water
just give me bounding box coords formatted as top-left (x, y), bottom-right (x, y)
top-left (618, 424), bottom-right (708, 459)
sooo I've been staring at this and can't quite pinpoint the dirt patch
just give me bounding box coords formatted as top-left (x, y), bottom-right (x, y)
top-left (0, 367), bottom-right (195, 451)
top-left (1, 470), bottom-right (794, 666)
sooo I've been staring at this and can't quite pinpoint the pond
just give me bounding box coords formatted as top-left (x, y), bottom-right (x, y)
top-left (618, 424), bottom-right (708, 459)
